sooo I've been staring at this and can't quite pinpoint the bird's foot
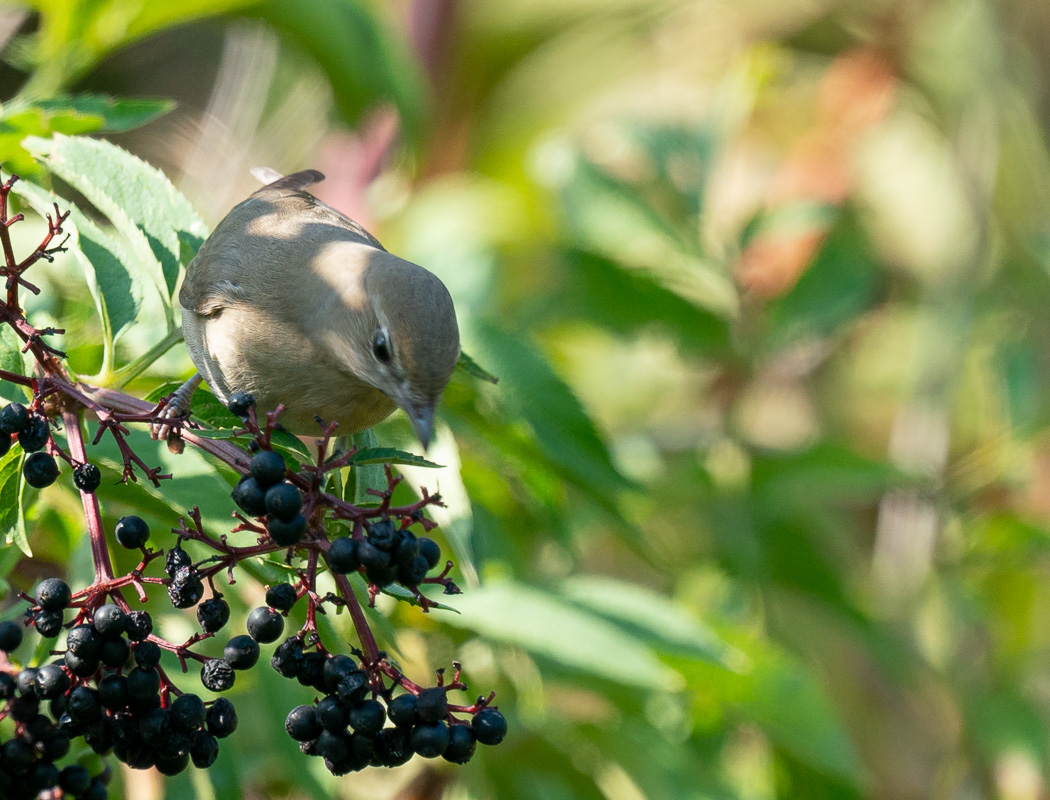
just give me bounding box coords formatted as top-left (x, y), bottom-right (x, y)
top-left (150, 374), bottom-right (203, 443)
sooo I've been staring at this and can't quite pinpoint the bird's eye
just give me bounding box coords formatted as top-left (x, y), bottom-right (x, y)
top-left (372, 331), bottom-right (392, 364)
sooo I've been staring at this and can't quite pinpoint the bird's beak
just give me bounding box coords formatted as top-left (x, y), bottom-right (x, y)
top-left (404, 402), bottom-right (435, 451)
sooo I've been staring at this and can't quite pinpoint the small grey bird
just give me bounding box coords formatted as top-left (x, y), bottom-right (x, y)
top-left (156, 169), bottom-right (459, 448)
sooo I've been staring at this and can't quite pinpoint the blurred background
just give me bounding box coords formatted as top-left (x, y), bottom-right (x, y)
top-left (3, 0), bottom-right (1050, 798)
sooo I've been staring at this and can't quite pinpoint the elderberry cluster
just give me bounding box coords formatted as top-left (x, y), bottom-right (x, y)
top-left (284, 671), bottom-right (507, 774)
top-left (0, 401), bottom-right (102, 492)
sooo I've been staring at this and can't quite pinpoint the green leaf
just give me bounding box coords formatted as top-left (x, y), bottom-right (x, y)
top-left (348, 447), bottom-right (441, 469)
top-left (14, 180), bottom-right (142, 373)
top-left (472, 321), bottom-right (631, 503)
top-left (457, 350), bottom-right (499, 384)
top-left (561, 576), bottom-right (742, 668)
top-left (349, 429), bottom-right (385, 505)
top-left (0, 448), bottom-right (28, 556)
top-left (24, 133), bottom-right (208, 313)
top-left (380, 582), bottom-right (459, 613)
top-left (553, 250), bottom-right (733, 355)
top-left (443, 581), bottom-right (683, 690)
top-left (251, 0), bottom-right (426, 142)
top-left (4, 95), bottom-right (172, 135)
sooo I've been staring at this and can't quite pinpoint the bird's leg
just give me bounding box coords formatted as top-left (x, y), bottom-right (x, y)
top-left (150, 373), bottom-right (203, 441)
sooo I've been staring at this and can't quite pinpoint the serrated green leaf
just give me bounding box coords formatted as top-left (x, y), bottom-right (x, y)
top-left (14, 180), bottom-right (142, 373)
top-left (348, 447), bottom-right (441, 469)
top-left (24, 133), bottom-right (208, 315)
top-left (0, 448), bottom-right (28, 556)
top-left (443, 581), bottom-right (682, 690)
top-left (457, 349), bottom-right (499, 384)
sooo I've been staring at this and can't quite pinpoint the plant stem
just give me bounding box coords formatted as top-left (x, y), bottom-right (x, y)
top-left (62, 407), bottom-right (114, 582)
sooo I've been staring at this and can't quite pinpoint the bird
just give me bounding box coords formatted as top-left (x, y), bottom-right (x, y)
top-left (153, 169), bottom-right (460, 449)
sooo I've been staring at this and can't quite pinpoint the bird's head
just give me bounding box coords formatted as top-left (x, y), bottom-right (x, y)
top-left (355, 251), bottom-right (460, 449)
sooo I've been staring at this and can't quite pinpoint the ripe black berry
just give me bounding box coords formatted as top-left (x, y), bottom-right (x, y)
top-left (67, 686), bottom-right (101, 723)
top-left (134, 640), bottom-right (162, 669)
top-left (416, 687), bottom-right (448, 724)
top-left (265, 482), bottom-right (302, 522)
top-left (34, 663), bottom-right (70, 699)
top-left (265, 582), bottom-right (298, 611)
top-left (250, 450), bottom-right (286, 487)
top-left (0, 619), bottom-right (23, 651)
top-left (375, 727), bottom-right (413, 767)
top-left (315, 730), bottom-right (348, 761)
top-left (36, 577), bottom-right (71, 610)
top-left (59, 764), bottom-right (92, 795)
top-left (92, 604), bottom-right (127, 638)
top-left (73, 462), bottom-right (102, 493)
top-left (327, 536), bottom-right (359, 573)
top-left (285, 704), bottom-right (322, 741)
top-left (335, 671), bottom-right (368, 705)
top-left (34, 608), bottom-right (63, 637)
top-left (232, 475), bottom-right (267, 516)
top-left (206, 697), bottom-right (238, 737)
top-left (398, 554), bottom-right (429, 587)
top-left (172, 693), bottom-right (207, 731)
top-left (316, 696), bottom-right (349, 732)
top-left (67, 624), bottom-right (101, 657)
top-left (191, 731), bottom-right (219, 768)
top-left (394, 531), bottom-right (420, 566)
top-left (418, 537), bottom-right (442, 570)
top-left (0, 673), bottom-right (15, 699)
top-left (246, 607), bottom-right (284, 643)
top-left (97, 674), bottom-right (129, 710)
top-left (227, 392), bottom-right (255, 418)
top-left (114, 515), bottom-right (149, 549)
top-left (368, 519), bottom-right (399, 551)
top-left (197, 597), bottom-right (230, 633)
top-left (443, 723), bottom-right (476, 764)
top-left (348, 699), bottom-right (385, 734)
top-left (411, 721), bottom-right (450, 758)
top-left (126, 666), bottom-right (160, 701)
top-left (387, 693), bottom-right (419, 727)
top-left (472, 707), bottom-right (507, 745)
top-left (0, 401), bottom-right (29, 433)
top-left (18, 414), bottom-right (50, 452)
top-left (322, 654), bottom-right (358, 691)
top-left (224, 635), bottom-right (260, 670)
top-left (268, 513), bottom-right (306, 546)
top-left (297, 650), bottom-right (328, 691)
top-left (98, 637), bottom-right (130, 668)
top-left (65, 650), bottom-right (99, 677)
top-left (357, 540), bottom-right (390, 573)
top-left (15, 666), bottom-right (37, 696)
top-left (200, 658), bottom-right (236, 692)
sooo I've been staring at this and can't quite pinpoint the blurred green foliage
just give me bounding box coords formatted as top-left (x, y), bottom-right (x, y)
top-left (2, 0), bottom-right (1050, 798)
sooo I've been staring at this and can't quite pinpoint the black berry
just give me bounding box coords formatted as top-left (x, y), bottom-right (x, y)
top-left (472, 707), bottom-right (507, 745)
top-left (197, 597), bottom-right (230, 633)
top-left (416, 687), bottom-right (448, 724)
top-left (92, 604), bottom-right (127, 638)
top-left (264, 482), bottom-right (302, 522)
top-left (265, 583), bottom-right (298, 611)
top-left (285, 704), bottom-right (321, 741)
top-left (134, 640), bottom-right (162, 669)
top-left (348, 699), bottom-right (385, 734)
top-left (114, 515), bottom-right (149, 549)
top-left (98, 637), bottom-right (130, 668)
top-left (34, 663), bottom-right (70, 699)
top-left (411, 721), bottom-right (450, 758)
top-left (36, 577), bottom-right (71, 611)
top-left (0, 619), bottom-right (23, 651)
top-left (206, 697), bottom-right (238, 737)
top-left (165, 544), bottom-right (192, 576)
top-left (246, 607), bottom-right (284, 643)
top-left (171, 693), bottom-right (206, 731)
top-left (443, 723), bottom-right (476, 764)
top-left (418, 537), bottom-right (442, 570)
top-left (200, 659), bottom-right (236, 692)
top-left (168, 566), bottom-right (204, 609)
top-left (268, 513), bottom-right (306, 546)
top-left (34, 608), bottom-right (63, 638)
top-left (232, 475), bottom-right (267, 516)
top-left (250, 450), bottom-right (286, 487)
top-left (0, 402), bottom-right (29, 433)
top-left (73, 462), bottom-right (101, 493)
top-left (18, 414), bottom-right (50, 452)
top-left (223, 635), bottom-right (260, 670)
top-left (227, 392), bottom-right (255, 418)
top-left (387, 693), bottom-right (419, 728)
top-left (368, 519), bottom-right (398, 551)
top-left (327, 536), bottom-right (359, 574)
top-left (23, 449), bottom-right (58, 488)
top-left (125, 610), bottom-right (153, 641)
